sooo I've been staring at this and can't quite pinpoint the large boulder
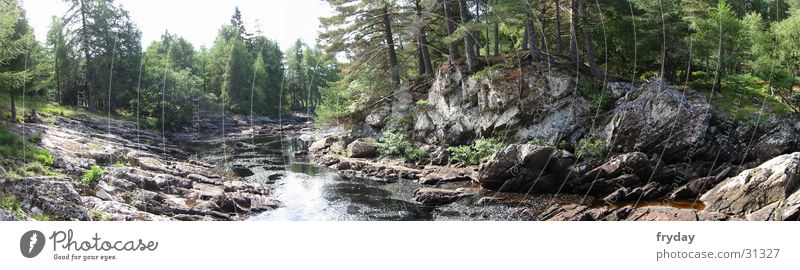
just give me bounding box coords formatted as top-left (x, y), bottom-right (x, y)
top-left (347, 138), bottom-right (378, 158)
top-left (414, 64), bottom-right (590, 145)
top-left (604, 80), bottom-right (711, 161)
top-left (478, 144), bottom-right (574, 193)
top-left (700, 152), bottom-right (800, 217)
top-left (0, 177), bottom-right (90, 221)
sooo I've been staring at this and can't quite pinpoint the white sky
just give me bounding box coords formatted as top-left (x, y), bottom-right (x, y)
top-left (21, 0), bottom-right (333, 50)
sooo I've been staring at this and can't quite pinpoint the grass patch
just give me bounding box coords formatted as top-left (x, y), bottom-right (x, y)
top-left (690, 73), bottom-right (793, 121)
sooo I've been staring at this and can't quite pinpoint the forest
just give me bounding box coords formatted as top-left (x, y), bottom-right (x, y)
top-left (1, 0), bottom-right (800, 222)
top-left (1, 0), bottom-right (340, 130)
top-left (1, 0), bottom-right (798, 128)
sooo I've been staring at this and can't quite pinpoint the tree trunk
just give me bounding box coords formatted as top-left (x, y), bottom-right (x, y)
top-left (493, 22), bottom-right (499, 56)
top-left (10, 91), bottom-right (17, 122)
top-left (522, 25), bottom-right (529, 50)
top-left (381, 6), bottom-right (400, 86)
top-left (555, 0), bottom-right (563, 54)
top-left (569, 0), bottom-right (578, 64)
top-left (79, 0), bottom-right (96, 112)
top-left (526, 20), bottom-right (540, 59)
top-left (444, 0), bottom-right (458, 63)
top-left (458, 0), bottom-right (477, 72)
top-left (474, 0), bottom-right (481, 58)
top-left (415, 0), bottom-right (433, 75)
top-left (579, 0), bottom-right (599, 77)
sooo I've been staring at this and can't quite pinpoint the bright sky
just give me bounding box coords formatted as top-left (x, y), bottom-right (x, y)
top-left (21, 0), bottom-right (333, 50)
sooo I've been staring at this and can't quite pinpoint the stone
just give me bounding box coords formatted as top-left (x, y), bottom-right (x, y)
top-left (604, 80), bottom-right (711, 161)
top-left (347, 138), bottom-right (378, 158)
top-left (413, 64), bottom-right (590, 145)
top-left (309, 136), bottom-right (339, 153)
top-left (478, 144), bottom-right (574, 193)
top-left (624, 206), bottom-right (698, 221)
top-left (95, 181), bottom-right (115, 201)
top-left (418, 166), bottom-right (473, 185)
top-left (753, 124), bottom-right (797, 161)
top-left (0, 209), bottom-right (19, 221)
top-left (0, 177), bottom-right (90, 221)
top-left (701, 152), bottom-right (800, 216)
top-left (413, 188), bottom-right (465, 206)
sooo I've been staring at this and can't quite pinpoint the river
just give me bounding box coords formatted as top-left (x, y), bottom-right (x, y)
top-left (183, 135), bottom-right (587, 221)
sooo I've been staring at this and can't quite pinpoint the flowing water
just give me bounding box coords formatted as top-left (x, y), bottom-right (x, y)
top-left (184, 135), bottom-right (589, 221)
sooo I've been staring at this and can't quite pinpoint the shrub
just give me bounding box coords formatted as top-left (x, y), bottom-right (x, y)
top-left (33, 149), bottom-right (54, 166)
top-left (377, 131), bottom-right (412, 157)
top-left (575, 137), bottom-right (607, 159)
top-left (403, 146), bottom-right (429, 163)
top-left (448, 137), bottom-right (505, 165)
top-left (82, 165), bottom-right (105, 186)
top-left (377, 131), bottom-right (429, 163)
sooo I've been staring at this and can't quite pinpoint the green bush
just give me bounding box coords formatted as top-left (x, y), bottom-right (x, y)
top-left (448, 137), bottom-right (505, 165)
top-left (377, 131), bottom-right (429, 163)
top-left (82, 165), bottom-right (105, 186)
top-left (575, 137), bottom-right (607, 159)
top-left (377, 131), bottom-right (412, 157)
top-left (33, 149), bottom-right (54, 166)
top-left (0, 194), bottom-right (26, 220)
top-left (403, 146), bottom-right (429, 163)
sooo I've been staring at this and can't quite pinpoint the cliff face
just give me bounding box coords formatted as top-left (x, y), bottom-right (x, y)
top-left (413, 62), bottom-right (590, 145)
top-left (404, 61), bottom-right (798, 165)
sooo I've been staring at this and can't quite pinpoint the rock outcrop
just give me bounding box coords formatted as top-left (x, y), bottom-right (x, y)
top-left (604, 80), bottom-right (711, 162)
top-left (414, 64), bottom-right (590, 145)
top-left (0, 177), bottom-right (90, 221)
top-left (478, 144), bottom-right (574, 193)
top-left (701, 152), bottom-right (800, 220)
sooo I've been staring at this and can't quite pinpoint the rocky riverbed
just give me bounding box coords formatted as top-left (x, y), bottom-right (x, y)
top-left (1, 113), bottom-right (304, 221)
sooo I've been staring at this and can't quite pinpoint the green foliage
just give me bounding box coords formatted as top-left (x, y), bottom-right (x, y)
top-left (82, 165), bottom-right (105, 186)
top-left (0, 194), bottom-right (25, 220)
top-left (575, 137), bottom-right (607, 159)
top-left (448, 137), bottom-right (506, 166)
top-left (377, 131), bottom-right (412, 157)
top-left (403, 146), bottom-right (429, 163)
top-left (90, 210), bottom-right (114, 221)
top-left (30, 212), bottom-right (51, 221)
top-left (527, 138), bottom-right (555, 147)
top-left (376, 131), bottom-right (429, 163)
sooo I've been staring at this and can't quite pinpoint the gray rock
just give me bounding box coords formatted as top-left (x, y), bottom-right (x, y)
top-left (604, 80), bottom-right (711, 161)
top-left (753, 124), bottom-right (797, 161)
top-left (701, 152), bottom-right (800, 216)
top-left (0, 177), bottom-right (90, 221)
top-left (413, 188), bottom-right (465, 206)
top-left (413, 65), bottom-right (590, 145)
top-left (418, 166), bottom-right (474, 185)
top-left (478, 144), bottom-right (574, 193)
top-left (0, 209), bottom-right (19, 221)
top-left (347, 138), bottom-right (378, 158)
